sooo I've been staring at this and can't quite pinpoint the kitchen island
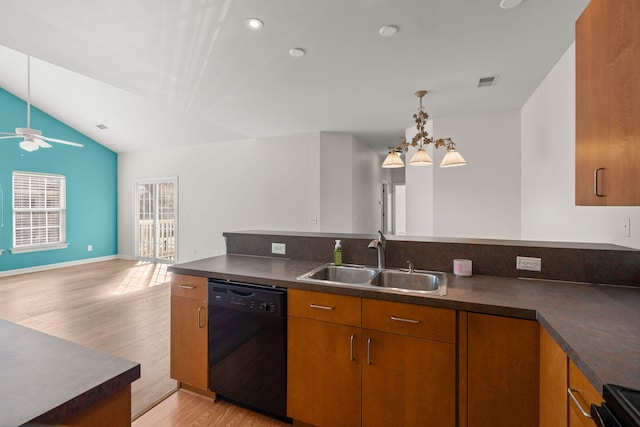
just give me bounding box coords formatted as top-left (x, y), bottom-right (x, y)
top-left (0, 319), bottom-right (140, 427)
top-left (170, 253), bottom-right (640, 394)
top-left (169, 230), bottom-right (640, 425)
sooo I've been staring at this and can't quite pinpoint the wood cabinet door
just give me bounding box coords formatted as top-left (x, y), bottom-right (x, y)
top-left (361, 329), bottom-right (456, 427)
top-left (540, 328), bottom-right (569, 427)
top-left (287, 316), bottom-right (361, 427)
top-left (170, 295), bottom-right (208, 389)
top-left (568, 361), bottom-right (603, 427)
top-left (466, 313), bottom-right (540, 427)
top-left (576, 0), bottom-right (640, 206)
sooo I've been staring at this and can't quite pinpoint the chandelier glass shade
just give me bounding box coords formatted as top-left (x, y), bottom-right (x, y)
top-left (409, 147), bottom-right (433, 166)
top-left (382, 90), bottom-right (466, 168)
top-left (440, 147), bottom-right (467, 167)
top-left (381, 150), bottom-right (404, 168)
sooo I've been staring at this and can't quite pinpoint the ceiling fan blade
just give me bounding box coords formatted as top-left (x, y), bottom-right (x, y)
top-left (40, 135), bottom-right (84, 147)
top-left (0, 135), bottom-right (21, 139)
top-left (36, 139), bottom-right (52, 148)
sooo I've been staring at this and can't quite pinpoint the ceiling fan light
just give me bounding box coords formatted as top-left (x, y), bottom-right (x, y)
top-left (20, 138), bottom-right (40, 152)
top-left (409, 148), bottom-right (433, 166)
top-left (440, 149), bottom-right (467, 168)
top-left (382, 151), bottom-right (404, 168)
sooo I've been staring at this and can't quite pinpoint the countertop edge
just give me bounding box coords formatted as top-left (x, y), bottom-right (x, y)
top-left (32, 364), bottom-right (141, 424)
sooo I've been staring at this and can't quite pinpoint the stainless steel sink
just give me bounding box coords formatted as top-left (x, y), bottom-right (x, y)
top-left (302, 264), bottom-right (379, 284)
top-left (297, 263), bottom-right (447, 296)
top-left (369, 269), bottom-right (445, 294)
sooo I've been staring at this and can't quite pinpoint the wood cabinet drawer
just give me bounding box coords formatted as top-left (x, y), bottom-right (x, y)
top-left (171, 274), bottom-right (207, 300)
top-left (569, 360), bottom-right (603, 427)
top-left (362, 299), bottom-right (456, 343)
top-left (288, 289), bottom-right (361, 327)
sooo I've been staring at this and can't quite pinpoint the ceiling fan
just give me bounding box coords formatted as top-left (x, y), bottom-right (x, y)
top-left (0, 55), bottom-right (83, 152)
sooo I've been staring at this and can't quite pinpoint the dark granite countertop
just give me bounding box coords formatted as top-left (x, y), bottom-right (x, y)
top-left (0, 319), bottom-right (140, 427)
top-left (170, 254), bottom-right (640, 394)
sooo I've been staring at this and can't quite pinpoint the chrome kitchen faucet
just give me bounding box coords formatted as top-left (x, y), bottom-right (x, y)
top-left (368, 230), bottom-right (386, 269)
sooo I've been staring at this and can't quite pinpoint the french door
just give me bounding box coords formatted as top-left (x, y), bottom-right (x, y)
top-left (134, 177), bottom-right (178, 263)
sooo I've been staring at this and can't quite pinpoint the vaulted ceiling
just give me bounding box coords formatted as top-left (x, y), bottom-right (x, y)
top-left (0, 0), bottom-right (589, 154)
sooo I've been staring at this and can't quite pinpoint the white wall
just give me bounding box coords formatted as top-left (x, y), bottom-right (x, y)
top-left (318, 132), bottom-right (381, 234)
top-left (351, 136), bottom-right (383, 233)
top-left (119, 133), bottom-right (322, 261)
top-left (405, 111), bottom-right (521, 239)
top-left (434, 110), bottom-right (521, 239)
top-left (119, 131), bottom-right (381, 262)
top-left (521, 43), bottom-right (640, 248)
top-left (405, 123), bottom-right (435, 237)
top-left (320, 133), bottom-right (353, 233)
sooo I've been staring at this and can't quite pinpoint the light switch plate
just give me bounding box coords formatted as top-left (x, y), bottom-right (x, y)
top-left (271, 243), bottom-right (286, 255)
top-left (516, 256), bottom-right (541, 272)
top-left (623, 217), bottom-right (631, 237)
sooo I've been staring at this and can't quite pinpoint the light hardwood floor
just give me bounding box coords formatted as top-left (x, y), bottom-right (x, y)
top-left (0, 259), bottom-right (176, 419)
top-left (133, 390), bottom-right (291, 427)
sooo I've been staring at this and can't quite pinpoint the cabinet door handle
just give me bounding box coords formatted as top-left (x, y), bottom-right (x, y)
top-left (350, 334), bottom-right (355, 361)
top-left (309, 304), bottom-right (335, 311)
top-left (391, 316), bottom-right (421, 324)
top-left (594, 168), bottom-right (605, 197)
top-left (367, 338), bottom-right (372, 365)
top-left (178, 285), bottom-right (196, 289)
top-left (568, 388), bottom-right (593, 419)
top-left (197, 306), bottom-right (204, 328)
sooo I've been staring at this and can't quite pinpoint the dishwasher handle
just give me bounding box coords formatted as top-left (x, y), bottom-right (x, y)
top-left (230, 289), bottom-right (255, 298)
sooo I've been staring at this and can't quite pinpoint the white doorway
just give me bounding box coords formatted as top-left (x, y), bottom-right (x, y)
top-left (134, 177), bottom-right (178, 263)
top-left (393, 184), bottom-right (406, 236)
top-left (381, 183), bottom-right (406, 236)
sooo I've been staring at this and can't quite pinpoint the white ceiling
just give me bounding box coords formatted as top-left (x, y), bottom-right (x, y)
top-left (0, 0), bottom-right (589, 154)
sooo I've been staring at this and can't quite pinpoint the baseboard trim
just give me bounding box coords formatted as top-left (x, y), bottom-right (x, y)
top-left (0, 255), bottom-right (119, 277)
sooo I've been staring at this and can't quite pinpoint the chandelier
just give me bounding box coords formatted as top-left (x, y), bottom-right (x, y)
top-left (382, 90), bottom-right (466, 168)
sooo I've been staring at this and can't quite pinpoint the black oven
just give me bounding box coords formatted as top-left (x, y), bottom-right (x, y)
top-left (591, 384), bottom-right (640, 427)
top-left (207, 279), bottom-right (290, 422)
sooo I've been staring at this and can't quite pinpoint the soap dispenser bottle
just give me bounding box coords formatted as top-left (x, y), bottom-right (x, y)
top-left (334, 240), bottom-right (343, 266)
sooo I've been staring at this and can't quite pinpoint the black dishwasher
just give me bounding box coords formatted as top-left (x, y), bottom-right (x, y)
top-left (208, 279), bottom-right (290, 422)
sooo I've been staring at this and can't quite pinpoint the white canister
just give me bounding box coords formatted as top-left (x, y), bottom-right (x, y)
top-left (453, 259), bottom-right (472, 277)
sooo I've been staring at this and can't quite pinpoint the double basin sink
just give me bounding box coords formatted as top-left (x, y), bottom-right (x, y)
top-left (297, 263), bottom-right (447, 296)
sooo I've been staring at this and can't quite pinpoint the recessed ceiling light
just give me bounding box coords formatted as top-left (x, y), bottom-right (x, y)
top-left (244, 18), bottom-right (264, 30)
top-left (500, 0), bottom-right (525, 9)
top-left (289, 48), bottom-right (306, 58)
top-left (96, 124), bottom-right (109, 130)
top-left (379, 25), bottom-right (399, 37)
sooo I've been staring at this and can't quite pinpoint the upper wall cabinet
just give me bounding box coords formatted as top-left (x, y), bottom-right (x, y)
top-left (575, 0), bottom-right (640, 206)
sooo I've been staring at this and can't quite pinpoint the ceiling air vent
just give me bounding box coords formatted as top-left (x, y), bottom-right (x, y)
top-left (478, 75), bottom-right (498, 87)
top-left (96, 124), bottom-right (109, 130)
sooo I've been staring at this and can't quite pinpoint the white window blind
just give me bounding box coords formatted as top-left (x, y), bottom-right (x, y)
top-left (12, 171), bottom-right (66, 250)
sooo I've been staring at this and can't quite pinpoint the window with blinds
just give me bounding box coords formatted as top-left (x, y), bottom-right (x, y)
top-left (12, 171), bottom-right (67, 251)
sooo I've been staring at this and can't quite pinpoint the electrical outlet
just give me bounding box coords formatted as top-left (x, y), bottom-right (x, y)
top-left (623, 217), bottom-right (631, 237)
top-left (87, 245), bottom-right (93, 252)
top-left (516, 256), bottom-right (541, 272)
top-left (271, 243), bottom-right (286, 255)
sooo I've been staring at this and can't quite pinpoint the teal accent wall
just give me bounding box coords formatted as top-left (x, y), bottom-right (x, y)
top-left (0, 88), bottom-right (117, 271)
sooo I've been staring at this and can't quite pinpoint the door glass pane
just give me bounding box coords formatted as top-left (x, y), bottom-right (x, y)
top-left (136, 180), bottom-right (177, 263)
